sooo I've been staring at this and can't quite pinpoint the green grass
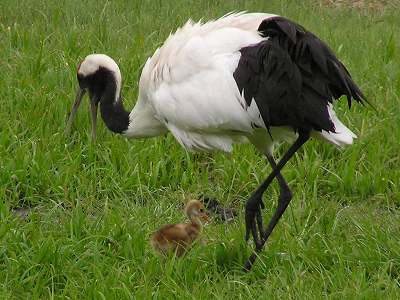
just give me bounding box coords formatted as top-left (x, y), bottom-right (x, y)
top-left (1, 0), bottom-right (400, 298)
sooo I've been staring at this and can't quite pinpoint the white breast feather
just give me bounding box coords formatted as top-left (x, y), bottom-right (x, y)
top-left (138, 13), bottom-right (275, 151)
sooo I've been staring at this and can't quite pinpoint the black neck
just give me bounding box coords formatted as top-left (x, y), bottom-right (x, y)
top-left (99, 78), bottom-right (130, 134)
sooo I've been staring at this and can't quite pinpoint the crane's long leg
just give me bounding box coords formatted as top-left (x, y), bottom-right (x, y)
top-left (251, 154), bottom-right (293, 244)
top-left (266, 153), bottom-right (293, 204)
top-left (254, 154), bottom-right (293, 236)
top-left (244, 131), bottom-right (309, 271)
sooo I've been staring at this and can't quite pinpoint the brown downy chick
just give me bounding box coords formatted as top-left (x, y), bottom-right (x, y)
top-left (151, 200), bottom-right (209, 257)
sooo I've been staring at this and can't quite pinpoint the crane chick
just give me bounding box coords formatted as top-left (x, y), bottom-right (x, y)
top-left (151, 200), bottom-right (209, 257)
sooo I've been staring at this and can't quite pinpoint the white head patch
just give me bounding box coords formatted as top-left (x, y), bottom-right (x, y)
top-left (77, 54), bottom-right (122, 102)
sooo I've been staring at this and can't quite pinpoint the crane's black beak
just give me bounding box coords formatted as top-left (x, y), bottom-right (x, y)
top-left (66, 87), bottom-right (100, 141)
top-left (88, 92), bottom-right (98, 141)
top-left (66, 88), bottom-right (85, 135)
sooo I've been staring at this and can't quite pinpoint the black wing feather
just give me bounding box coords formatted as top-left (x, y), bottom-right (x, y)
top-left (234, 16), bottom-right (367, 133)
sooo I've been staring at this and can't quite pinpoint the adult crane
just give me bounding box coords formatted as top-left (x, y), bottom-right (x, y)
top-left (66, 12), bottom-right (367, 271)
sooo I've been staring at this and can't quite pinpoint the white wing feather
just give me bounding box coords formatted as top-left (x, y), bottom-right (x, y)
top-left (312, 104), bottom-right (357, 147)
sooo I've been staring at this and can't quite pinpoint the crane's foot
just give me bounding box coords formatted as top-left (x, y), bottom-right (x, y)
top-left (244, 195), bottom-right (265, 250)
top-left (243, 188), bottom-right (294, 272)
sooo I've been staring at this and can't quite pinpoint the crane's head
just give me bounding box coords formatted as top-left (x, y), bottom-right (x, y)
top-left (66, 54), bottom-right (122, 140)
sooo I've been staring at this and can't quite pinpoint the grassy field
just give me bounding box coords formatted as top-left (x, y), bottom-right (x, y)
top-left (1, 0), bottom-right (400, 298)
